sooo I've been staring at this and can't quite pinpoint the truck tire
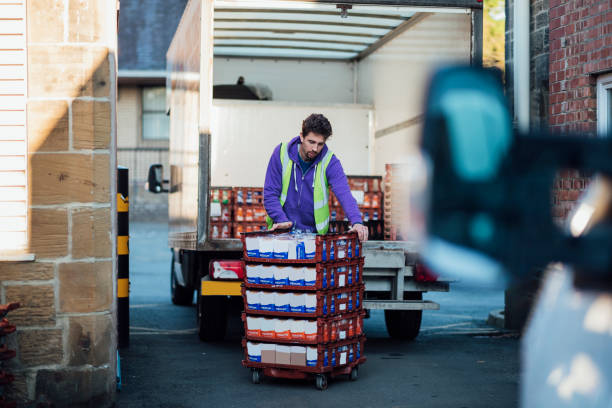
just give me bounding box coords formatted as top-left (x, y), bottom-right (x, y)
top-left (171, 251), bottom-right (194, 306)
top-left (197, 294), bottom-right (228, 341)
top-left (384, 292), bottom-right (423, 340)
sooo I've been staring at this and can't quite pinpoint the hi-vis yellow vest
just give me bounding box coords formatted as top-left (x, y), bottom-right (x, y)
top-left (266, 142), bottom-right (334, 234)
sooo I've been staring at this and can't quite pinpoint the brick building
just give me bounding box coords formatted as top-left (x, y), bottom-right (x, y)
top-left (504, 0), bottom-right (610, 330)
top-left (506, 0), bottom-right (610, 222)
top-left (0, 1), bottom-right (118, 406)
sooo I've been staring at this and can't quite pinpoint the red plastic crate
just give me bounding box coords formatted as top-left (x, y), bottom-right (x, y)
top-left (242, 284), bottom-right (364, 318)
top-left (242, 311), bottom-right (364, 344)
top-left (242, 336), bottom-right (366, 372)
top-left (241, 230), bottom-right (362, 264)
top-left (244, 257), bottom-right (363, 291)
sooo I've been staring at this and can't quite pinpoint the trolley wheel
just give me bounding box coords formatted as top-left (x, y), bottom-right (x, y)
top-left (349, 366), bottom-right (359, 381)
top-left (251, 369), bottom-right (261, 384)
top-left (315, 374), bottom-right (328, 390)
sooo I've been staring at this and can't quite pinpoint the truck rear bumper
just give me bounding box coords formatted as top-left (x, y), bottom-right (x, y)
top-left (363, 300), bottom-right (440, 311)
top-left (200, 279), bottom-right (242, 296)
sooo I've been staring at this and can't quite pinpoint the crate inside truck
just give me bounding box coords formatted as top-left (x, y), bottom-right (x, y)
top-left (147, 0), bottom-right (480, 341)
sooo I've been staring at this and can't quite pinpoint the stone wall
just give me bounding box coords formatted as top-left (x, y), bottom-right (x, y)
top-left (0, 0), bottom-right (117, 406)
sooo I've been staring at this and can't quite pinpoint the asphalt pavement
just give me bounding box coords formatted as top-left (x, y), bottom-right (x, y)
top-left (116, 222), bottom-right (519, 407)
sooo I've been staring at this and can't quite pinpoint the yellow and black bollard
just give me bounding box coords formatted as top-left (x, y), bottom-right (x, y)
top-left (117, 166), bottom-right (129, 348)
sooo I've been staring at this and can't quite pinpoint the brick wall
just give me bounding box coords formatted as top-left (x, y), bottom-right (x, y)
top-left (0, 0), bottom-right (117, 405)
top-left (549, 0), bottom-right (610, 222)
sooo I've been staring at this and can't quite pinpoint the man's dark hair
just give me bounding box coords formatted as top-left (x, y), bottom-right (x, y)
top-left (302, 113), bottom-right (332, 140)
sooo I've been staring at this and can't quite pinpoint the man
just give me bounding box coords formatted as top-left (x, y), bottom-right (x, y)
top-left (264, 113), bottom-right (368, 241)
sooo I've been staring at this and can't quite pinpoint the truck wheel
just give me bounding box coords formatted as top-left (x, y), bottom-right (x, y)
top-left (197, 294), bottom-right (228, 341)
top-left (170, 252), bottom-right (194, 306)
top-left (384, 292), bottom-right (423, 340)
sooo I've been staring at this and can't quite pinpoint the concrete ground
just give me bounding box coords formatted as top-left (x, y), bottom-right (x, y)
top-left (116, 222), bottom-right (519, 407)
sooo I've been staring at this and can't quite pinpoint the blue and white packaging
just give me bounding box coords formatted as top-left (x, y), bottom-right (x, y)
top-left (289, 293), bottom-right (305, 313)
top-left (259, 265), bottom-right (274, 285)
top-left (337, 239), bottom-right (347, 259)
top-left (304, 236), bottom-right (316, 259)
top-left (288, 267), bottom-right (304, 286)
top-left (287, 237), bottom-right (297, 260)
top-left (273, 237), bottom-right (289, 259)
top-left (338, 293), bottom-right (348, 312)
top-left (260, 292), bottom-right (275, 311)
top-left (247, 342), bottom-right (261, 362)
top-left (295, 237), bottom-right (306, 259)
top-left (306, 347), bottom-right (318, 367)
top-left (258, 237), bottom-right (274, 258)
top-left (274, 292), bottom-right (291, 312)
top-left (245, 237), bottom-right (259, 258)
top-left (274, 266), bottom-right (290, 286)
top-left (304, 267), bottom-right (316, 287)
top-left (246, 264), bottom-right (260, 284)
top-left (246, 290), bottom-right (261, 310)
top-left (305, 293), bottom-right (316, 314)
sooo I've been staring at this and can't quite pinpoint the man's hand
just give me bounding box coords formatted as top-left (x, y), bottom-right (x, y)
top-left (349, 223), bottom-right (368, 241)
top-left (270, 221), bottom-right (293, 231)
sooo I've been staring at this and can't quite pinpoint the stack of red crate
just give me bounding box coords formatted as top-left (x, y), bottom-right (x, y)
top-left (240, 231), bottom-right (366, 389)
top-left (329, 176), bottom-right (384, 239)
top-left (232, 187), bottom-right (267, 238)
top-left (209, 187), bottom-right (233, 239)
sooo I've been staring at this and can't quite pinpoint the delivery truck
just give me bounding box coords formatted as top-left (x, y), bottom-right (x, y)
top-left (147, 0), bottom-right (482, 341)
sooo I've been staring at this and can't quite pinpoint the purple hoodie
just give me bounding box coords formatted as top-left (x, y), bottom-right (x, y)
top-left (264, 136), bottom-right (362, 232)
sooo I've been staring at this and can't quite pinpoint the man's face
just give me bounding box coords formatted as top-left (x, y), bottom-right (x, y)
top-left (299, 132), bottom-right (326, 161)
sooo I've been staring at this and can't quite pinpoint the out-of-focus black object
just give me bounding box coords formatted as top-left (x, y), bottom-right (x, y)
top-left (421, 66), bottom-right (612, 284)
top-left (213, 84), bottom-right (260, 100)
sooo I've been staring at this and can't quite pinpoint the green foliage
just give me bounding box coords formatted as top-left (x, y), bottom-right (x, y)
top-left (483, 0), bottom-right (505, 72)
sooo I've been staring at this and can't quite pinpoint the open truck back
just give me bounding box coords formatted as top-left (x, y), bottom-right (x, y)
top-left (148, 0), bottom-right (482, 341)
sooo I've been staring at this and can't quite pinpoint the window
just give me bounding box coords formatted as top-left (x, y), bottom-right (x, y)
top-left (0, 1), bottom-right (28, 254)
top-left (142, 87), bottom-right (169, 140)
top-left (597, 72), bottom-right (612, 137)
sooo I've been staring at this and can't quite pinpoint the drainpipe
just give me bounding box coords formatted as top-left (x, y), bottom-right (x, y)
top-left (513, 0), bottom-right (530, 133)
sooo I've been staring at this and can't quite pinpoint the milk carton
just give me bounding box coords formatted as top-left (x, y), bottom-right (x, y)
top-left (247, 342), bottom-right (261, 362)
top-left (259, 265), bottom-right (274, 285)
top-left (306, 347), bottom-right (318, 367)
top-left (290, 319), bottom-right (305, 340)
top-left (260, 292), bottom-right (275, 311)
top-left (245, 290), bottom-right (261, 310)
top-left (246, 264), bottom-right (260, 284)
top-left (304, 267), bottom-right (316, 287)
top-left (261, 343), bottom-right (275, 363)
top-left (273, 236), bottom-right (289, 259)
top-left (289, 293), bottom-right (305, 313)
top-left (245, 236), bottom-right (259, 258)
top-left (276, 345), bottom-right (291, 365)
top-left (288, 266), bottom-right (304, 286)
top-left (305, 294), bottom-right (317, 314)
top-left (273, 266), bottom-right (290, 286)
top-left (260, 318), bottom-right (276, 338)
top-left (290, 346), bottom-right (306, 366)
top-left (305, 320), bottom-right (317, 341)
top-left (258, 236), bottom-right (274, 258)
top-left (275, 319), bottom-right (291, 339)
top-left (304, 235), bottom-right (316, 259)
top-left (274, 292), bottom-right (290, 312)
top-left (246, 316), bottom-right (261, 337)
top-left (295, 235), bottom-right (306, 259)
top-left (287, 237), bottom-right (297, 260)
